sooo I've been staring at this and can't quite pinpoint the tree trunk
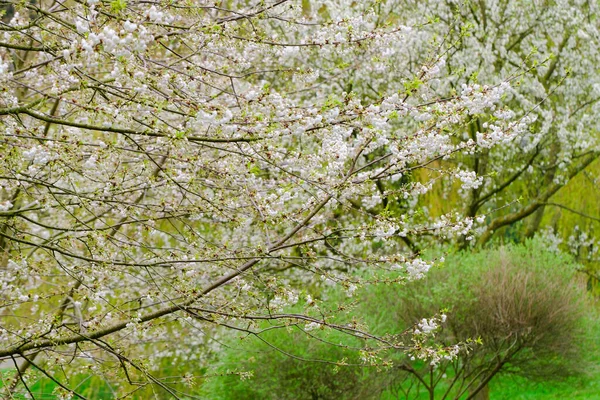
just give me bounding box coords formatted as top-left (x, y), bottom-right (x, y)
top-left (470, 383), bottom-right (490, 400)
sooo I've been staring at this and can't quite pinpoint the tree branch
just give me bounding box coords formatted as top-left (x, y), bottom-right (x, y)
top-left (477, 151), bottom-right (599, 246)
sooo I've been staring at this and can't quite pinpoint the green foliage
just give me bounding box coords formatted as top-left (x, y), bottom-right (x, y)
top-left (201, 241), bottom-right (593, 399)
top-left (539, 159), bottom-right (600, 277)
top-left (0, 368), bottom-right (114, 399)
top-left (402, 78), bottom-right (423, 95)
top-left (110, 0), bottom-right (127, 13)
top-left (200, 325), bottom-right (377, 400)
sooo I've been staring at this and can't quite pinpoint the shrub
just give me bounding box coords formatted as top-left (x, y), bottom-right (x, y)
top-left (200, 326), bottom-right (377, 400)
top-left (367, 240), bottom-right (590, 399)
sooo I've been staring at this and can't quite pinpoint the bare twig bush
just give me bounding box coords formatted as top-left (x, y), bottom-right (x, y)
top-left (379, 240), bottom-right (589, 399)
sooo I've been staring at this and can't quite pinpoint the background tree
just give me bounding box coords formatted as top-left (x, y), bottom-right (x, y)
top-left (420, 0), bottom-right (600, 251)
top-left (352, 0), bottom-right (600, 260)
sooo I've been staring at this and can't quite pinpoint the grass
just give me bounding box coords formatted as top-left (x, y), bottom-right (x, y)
top-left (490, 374), bottom-right (600, 400)
top-left (491, 308), bottom-right (600, 400)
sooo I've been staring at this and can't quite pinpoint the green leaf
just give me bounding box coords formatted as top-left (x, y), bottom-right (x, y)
top-left (110, 0), bottom-right (127, 13)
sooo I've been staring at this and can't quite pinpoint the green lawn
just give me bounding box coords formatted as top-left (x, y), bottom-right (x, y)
top-left (490, 374), bottom-right (600, 400)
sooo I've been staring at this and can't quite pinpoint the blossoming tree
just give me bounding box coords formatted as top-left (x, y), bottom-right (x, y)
top-left (404, 0), bottom-right (600, 253)
top-left (0, 0), bottom-right (530, 397)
